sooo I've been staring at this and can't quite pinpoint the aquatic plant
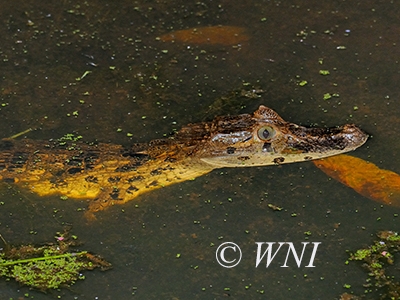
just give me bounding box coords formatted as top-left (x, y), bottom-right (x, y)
top-left (344, 230), bottom-right (399, 299)
top-left (0, 231), bottom-right (111, 291)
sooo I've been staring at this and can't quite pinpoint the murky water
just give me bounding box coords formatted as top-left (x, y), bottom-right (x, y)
top-left (0, 0), bottom-right (399, 299)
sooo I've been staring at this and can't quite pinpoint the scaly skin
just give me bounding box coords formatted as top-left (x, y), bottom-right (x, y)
top-left (0, 106), bottom-right (368, 215)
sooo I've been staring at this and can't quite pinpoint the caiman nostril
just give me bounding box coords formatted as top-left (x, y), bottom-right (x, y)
top-left (340, 124), bottom-right (368, 147)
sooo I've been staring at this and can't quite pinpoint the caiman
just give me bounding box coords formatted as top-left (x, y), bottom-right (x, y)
top-left (0, 106), bottom-right (368, 216)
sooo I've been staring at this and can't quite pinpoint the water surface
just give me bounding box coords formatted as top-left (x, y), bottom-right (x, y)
top-left (0, 0), bottom-right (399, 299)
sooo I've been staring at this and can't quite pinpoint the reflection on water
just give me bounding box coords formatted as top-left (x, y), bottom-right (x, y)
top-left (0, 0), bottom-right (399, 299)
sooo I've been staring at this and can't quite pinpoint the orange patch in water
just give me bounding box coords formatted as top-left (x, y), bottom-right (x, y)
top-left (313, 154), bottom-right (400, 207)
top-left (159, 26), bottom-right (249, 45)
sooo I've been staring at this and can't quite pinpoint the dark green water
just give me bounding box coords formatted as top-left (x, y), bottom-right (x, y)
top-left (0, 0), bottom-right (399, 299)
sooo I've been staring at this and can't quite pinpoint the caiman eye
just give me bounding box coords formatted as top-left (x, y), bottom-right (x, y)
top-left (257, 126), bottom-right (276, 141)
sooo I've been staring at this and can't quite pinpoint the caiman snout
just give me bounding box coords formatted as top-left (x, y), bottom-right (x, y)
top-left (287, 123), bottom-right (368, 154)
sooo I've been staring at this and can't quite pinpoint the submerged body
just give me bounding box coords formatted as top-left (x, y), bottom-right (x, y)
top-left (0, 106), bottom-right (367, 214)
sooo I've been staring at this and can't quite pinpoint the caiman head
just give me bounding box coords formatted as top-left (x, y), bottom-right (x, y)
top-left (181, 105), bottom-right (368, 167)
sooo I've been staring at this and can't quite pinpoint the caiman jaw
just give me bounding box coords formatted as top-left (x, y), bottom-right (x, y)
top-left (200, 105), bottom-right (368, 167)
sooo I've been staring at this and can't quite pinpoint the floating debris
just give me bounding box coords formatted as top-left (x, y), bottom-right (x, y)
top-left (203, 83), bottom-right (264, 119)
top-left (313, 154), bottom-right (400, 207)
top-left (0, 231), bottom-right (111, 291)
top-left (267, 203), bottom-right (283, 211)
top-left (159, 25), bottom-right (249, 45)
